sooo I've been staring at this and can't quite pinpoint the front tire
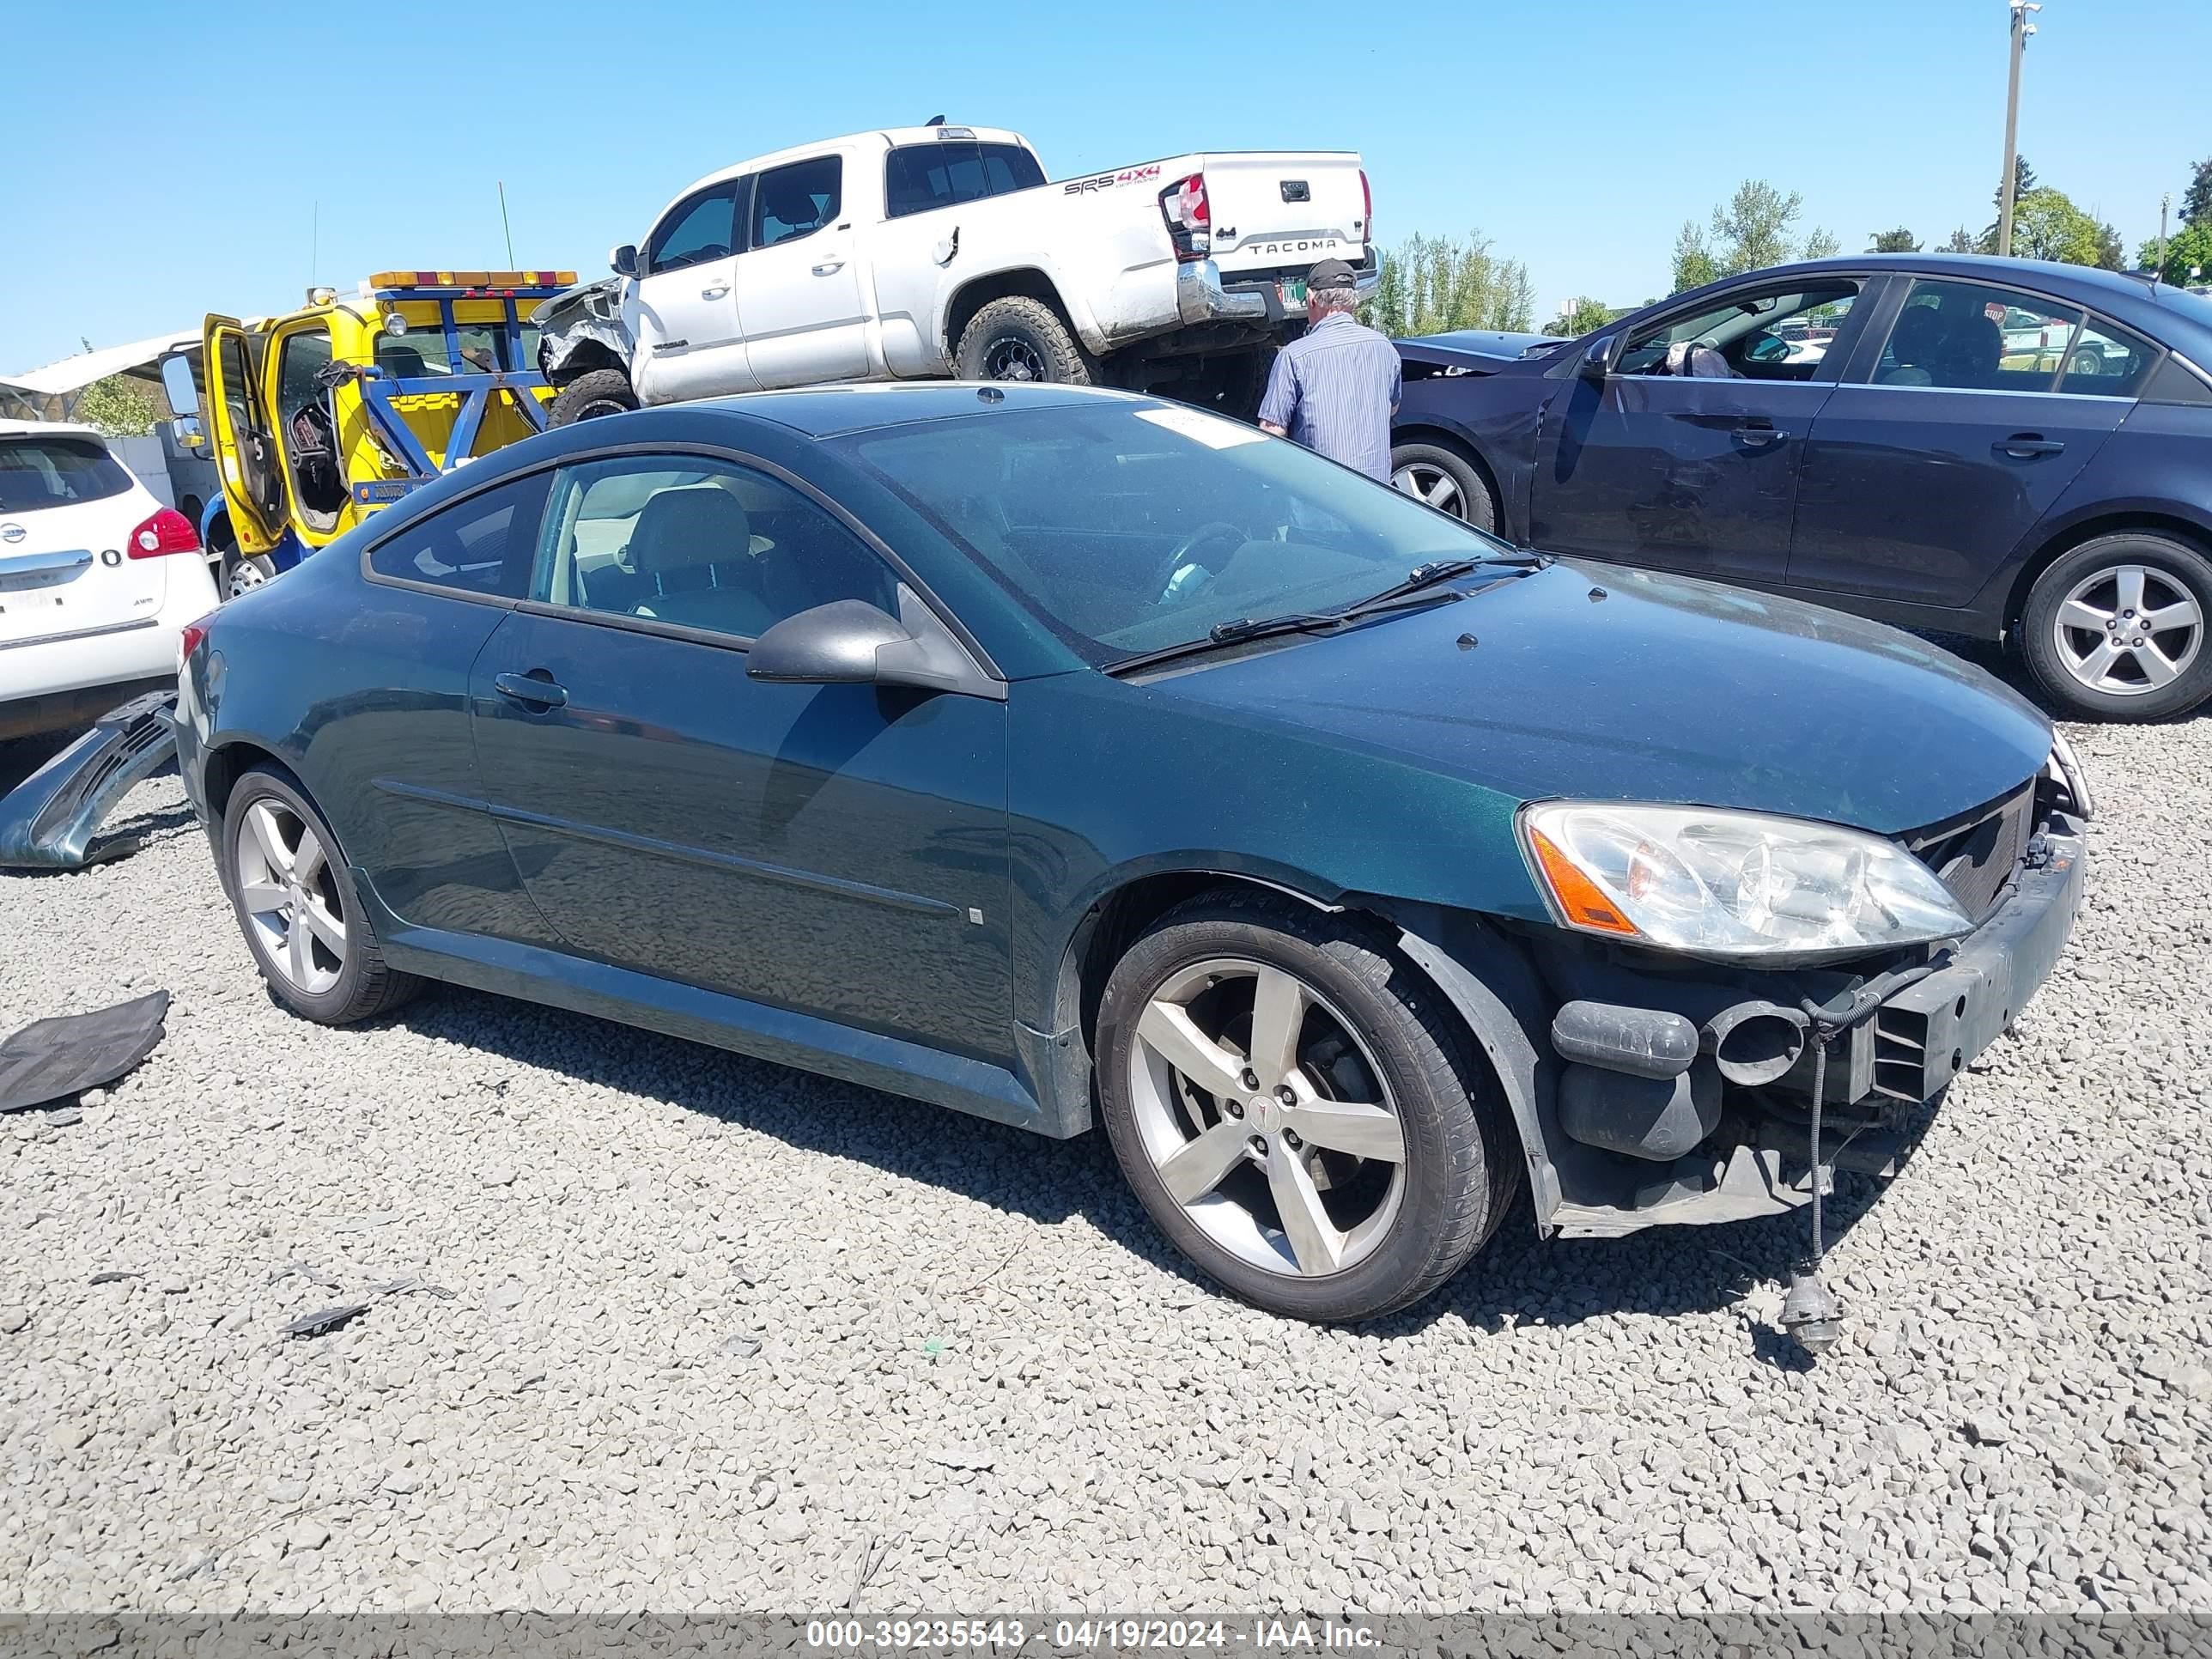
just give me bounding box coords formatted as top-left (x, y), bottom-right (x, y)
top-left (221, 546), bottom-right (276, 599)
top-left (221, 767), bottom-right (422, 1024)
top-left (549, 368), bottom-right (640, 428)
top-left (1390, 441), bottom-right (1498, 536)
top-left (2020, 532), bottom-right (2212, 720)
top-left (955, 297), bottom-right (1097, 386)
top-left (1095, 893), bottom-right (1513, 1322)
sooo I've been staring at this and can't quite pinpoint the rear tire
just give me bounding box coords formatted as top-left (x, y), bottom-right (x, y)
top-left (550, 368), bottom-right (640, 428)
top-left (220, 766), bottom-right (422, 1025)
top-left (2020, 532), bottom-right (2212, 721)
top-left (955, 297), bottom-right (1097, 386)
top-left (1389, 441), bottom-right (1498, 536)
top-left (1095, 892), bottom-right (1514, 1322)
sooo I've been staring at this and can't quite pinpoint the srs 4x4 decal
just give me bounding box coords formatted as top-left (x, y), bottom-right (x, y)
top-left (1063, 163), bottom-right (1164, 195)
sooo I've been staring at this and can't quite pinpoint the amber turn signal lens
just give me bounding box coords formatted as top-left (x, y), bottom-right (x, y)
top-left (1528, 827), bottom-right (1640, 938)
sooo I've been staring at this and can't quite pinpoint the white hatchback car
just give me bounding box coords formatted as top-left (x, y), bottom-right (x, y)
top-left (1, 421), bottom-right (220, 742)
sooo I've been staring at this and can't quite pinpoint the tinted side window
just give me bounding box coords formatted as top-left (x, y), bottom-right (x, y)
top-left (532, 454), bottom-right (896, 643)
top-left (368, 472), bottom-right (550, 599)
top-left (885, 141), bottom-right (1045, 218)
top-left (1619, 283), bottom-right (1857, 381)
top-left (2058, 317), bottom-right (2158, 398)
top-left (1875, 279), bottom-right (2081, 392)
top-left (752, 156), bottom-right (841, 249)
top-left (647, 185), bottom-right (738, 274)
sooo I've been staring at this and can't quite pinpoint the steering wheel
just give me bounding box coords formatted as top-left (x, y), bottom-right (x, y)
top-left (1152, 520), bottom-right (1247, 605)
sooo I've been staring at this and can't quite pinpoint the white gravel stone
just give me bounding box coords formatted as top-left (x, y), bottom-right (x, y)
top-left (1, 699), bottom-right (2207, 1614)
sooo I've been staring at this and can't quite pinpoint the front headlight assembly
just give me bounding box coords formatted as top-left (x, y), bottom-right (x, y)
top-left (1520, 801), bottom-right (1972, 960)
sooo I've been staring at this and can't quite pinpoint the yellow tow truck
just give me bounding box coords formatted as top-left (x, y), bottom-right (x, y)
top-left (160, 270), bottom-right (574, 597)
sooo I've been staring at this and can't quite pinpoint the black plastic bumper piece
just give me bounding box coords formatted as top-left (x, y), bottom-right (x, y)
top-left (0, 690), bottom-right (179, 870)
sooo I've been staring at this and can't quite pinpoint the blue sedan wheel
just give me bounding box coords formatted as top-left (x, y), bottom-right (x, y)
top-left (2022, 532), bottom-right (2212, 721)
top-left (1097, 893), bottom-right (1512, 1322)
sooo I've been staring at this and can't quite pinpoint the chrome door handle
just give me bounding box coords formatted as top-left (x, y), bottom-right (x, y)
top-left (701, 283), bottom-right (730, 300)
top-left (493, 671), bottom-right (568, 709)
top-left (1996, 434), bottom-right (2066, 459)
top-left (811, 260), bottom-right (845, 276)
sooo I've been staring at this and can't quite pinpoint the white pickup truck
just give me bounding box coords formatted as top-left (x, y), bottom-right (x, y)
top-left (533, 122), bottom-right (1374, 423)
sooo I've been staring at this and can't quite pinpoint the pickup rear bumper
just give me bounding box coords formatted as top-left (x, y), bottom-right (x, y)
top-left (1175, 258), bottom-right (1381, 329)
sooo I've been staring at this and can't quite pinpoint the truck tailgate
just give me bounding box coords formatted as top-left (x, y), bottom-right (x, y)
top-left (1195, 152), bottom-right (1366, 277)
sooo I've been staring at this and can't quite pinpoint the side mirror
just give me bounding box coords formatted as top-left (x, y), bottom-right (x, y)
top-left (747, 590), bottom-right (1005, 701)
top-left (171, 416), bottom-right (204, 451)
top-left (1580, 333), bottom-right (1620, 380)
top-left (611, 244), bottom-right (640, 277)
top-left (159, 353), bottom-right (200, 417)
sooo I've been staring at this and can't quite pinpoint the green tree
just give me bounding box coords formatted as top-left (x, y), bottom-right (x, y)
top-left (2153, 221), bottom-right (2212, 286)
top-left (1869, 228), bottom-right (1922, 252)
top-left (2184, 157), bottom-right (2212, 227)
top-left (1364, 232), bottom-right (1535, 337)
top-left (1674, 182), bottom-right (1839, 289)
top-left (2008, 186), bottom-right (2109, 266)
top-left (73, 376), bottom-right (160, 437)
top-left (1546, 295), bottom-right (1613, 337)
top-left (2094, 219), bottom-right (2125, 272)
top-left (1942, 226), bottom-right (1978, 253)
top-left (1981, 155), bottom-right (2042, 250)
top-left (1670, 221), bottom-right (1719, 294)
top-left (1710, 179), bottom-right (1802, 273)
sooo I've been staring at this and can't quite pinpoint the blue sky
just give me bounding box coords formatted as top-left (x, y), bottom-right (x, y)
top-left (2, 0), bottom-right (2203, 373)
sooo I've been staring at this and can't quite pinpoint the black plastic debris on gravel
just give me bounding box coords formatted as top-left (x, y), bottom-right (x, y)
top-left (0, 991), bottom-right (169, 1114)
top-left (279, 1303), bottom-right (373, 1339)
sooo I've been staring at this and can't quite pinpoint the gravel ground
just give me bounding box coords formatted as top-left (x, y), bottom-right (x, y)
top-left (1, 690), bottom-right (2208, 1616)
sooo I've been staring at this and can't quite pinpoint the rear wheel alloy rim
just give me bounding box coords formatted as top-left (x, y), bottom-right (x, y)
top-left (982, 336), bottom-right (1048, 382)
top-left (2051, 563), bottom-right (2203, 696)
top-left (1128, 957), bottom-right (1406, 1279)
top-left (227, 560), bottom-right (267, 599)
top-left (234, 801), bottom-right (346, 994)
top-left (1391, 461), bottom-right (1462, 517)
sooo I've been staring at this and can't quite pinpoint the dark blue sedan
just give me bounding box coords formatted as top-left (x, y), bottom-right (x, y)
top-left (174, 385), bottom-right (2087, 1329)
top-left (1389, 256), bottom-right (2212, 721)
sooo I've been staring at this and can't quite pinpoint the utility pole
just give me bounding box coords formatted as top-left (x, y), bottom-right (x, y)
top-left (2155, 192), bottom-right (2171, 283)
top-left (1996, 1), bottom-right (2040, 256)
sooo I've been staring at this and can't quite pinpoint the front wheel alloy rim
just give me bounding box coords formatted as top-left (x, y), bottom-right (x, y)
top-left (234, 800), bottom-right (347, 994)
top-left (1391, 460), bottom-right (1462, 518)
top-left (2051, 563), bottom-right (2204, 696)
top-left (1129, 957), bottom-right (1406, 1279)
top-left (228, 560), bottom-right (267, 599)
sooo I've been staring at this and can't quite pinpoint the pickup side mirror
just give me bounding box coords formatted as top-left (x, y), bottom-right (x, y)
top-left (1580, 333), bottom-right (1620, 380)
top-left (611, 243), bottom-right (640, 277)
top-left (159, 353), bottom-right (200, 417)
top-left (746, 588), bottom-right (1005, 701)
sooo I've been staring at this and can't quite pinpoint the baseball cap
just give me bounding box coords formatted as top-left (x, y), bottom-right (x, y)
top-left (1307, 257), bottom-right (1358, 289)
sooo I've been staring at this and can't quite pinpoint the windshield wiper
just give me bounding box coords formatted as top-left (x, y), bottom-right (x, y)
top-left (1340, 551), bottom-right (1549, 615)
top-left (1105, 588), bottom-right (1468, 678)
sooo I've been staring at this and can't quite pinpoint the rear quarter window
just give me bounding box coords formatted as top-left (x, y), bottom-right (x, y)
top-left (0, 436), bottom-right (134, 514)
top-left (365, 472), bottom-right (550, 599)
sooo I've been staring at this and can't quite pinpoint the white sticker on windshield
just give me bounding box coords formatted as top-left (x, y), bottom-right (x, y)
top-left (1133, 406), bottom-right (1267, 449)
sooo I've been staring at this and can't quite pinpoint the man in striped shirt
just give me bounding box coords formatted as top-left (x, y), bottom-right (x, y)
top-left (1256, 258), bottom-right (1401, 482)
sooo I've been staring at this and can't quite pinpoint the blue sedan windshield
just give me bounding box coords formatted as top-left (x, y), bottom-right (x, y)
top-left (842, 403), bottom-right (1512, 663)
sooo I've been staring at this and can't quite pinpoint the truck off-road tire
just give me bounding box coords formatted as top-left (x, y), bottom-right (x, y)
top-left (220, 765), bottom-right (423, 1025)
top-left (1389, 441), bottom-right (1498, 536)
top-left (2020, 532), bottom-right (2212, 721)
top-left (1095, 891), bottom-right (1516, 1323)
top-left (550, 368), bottom-right (640, 428)
top-left (955, 297), bottom-right (1097, 386)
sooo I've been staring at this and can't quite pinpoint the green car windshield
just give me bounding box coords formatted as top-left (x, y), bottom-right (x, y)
top-left (841, 402), bottom-right (1514, 664)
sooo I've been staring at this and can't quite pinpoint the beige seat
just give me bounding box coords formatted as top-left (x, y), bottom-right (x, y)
top-left (626, 485), bottom-right (778, 637)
